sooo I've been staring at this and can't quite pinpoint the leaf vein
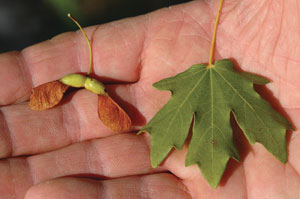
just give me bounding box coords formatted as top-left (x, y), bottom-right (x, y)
top-left (214, 69), bottom-right (268, 129)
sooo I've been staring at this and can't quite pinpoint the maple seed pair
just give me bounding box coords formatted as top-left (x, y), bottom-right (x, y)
top-left (60, 74), bottom-right (106, 95)
top-left (29, 14), bottom-right (131, 133)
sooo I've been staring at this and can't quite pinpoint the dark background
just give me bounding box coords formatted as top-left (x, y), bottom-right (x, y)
top-left (0, 0), bottom-right (191, 53)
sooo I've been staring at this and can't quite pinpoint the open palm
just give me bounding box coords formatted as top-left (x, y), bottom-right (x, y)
top-left (0, 0), bottom-right (299, 198)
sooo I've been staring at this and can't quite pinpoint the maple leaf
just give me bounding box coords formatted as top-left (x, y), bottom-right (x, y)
top-left (139, 59), bottom-right (293, 188)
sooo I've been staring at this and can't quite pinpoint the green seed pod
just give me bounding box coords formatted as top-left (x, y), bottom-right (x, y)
top-left (59, 74), bottom-right (87, 88)
top-left (84, 77), bottom-right (107, 95)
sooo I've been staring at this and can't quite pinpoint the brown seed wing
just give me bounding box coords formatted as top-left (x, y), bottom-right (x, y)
top-left (30, 81), bottom-right (69, 110)
top-left (98, 95), bottom-right (132, 132)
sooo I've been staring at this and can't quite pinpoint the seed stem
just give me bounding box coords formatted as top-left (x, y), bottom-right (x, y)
top-left (68, 13), bottom-right (93, 76)
top-left (208, 0), bottom-right (224, 68)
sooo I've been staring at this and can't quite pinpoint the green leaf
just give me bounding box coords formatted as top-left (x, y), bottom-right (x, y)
top-left (139, 59), bottom-right (293, 188)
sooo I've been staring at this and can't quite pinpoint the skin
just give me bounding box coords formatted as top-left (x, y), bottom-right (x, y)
top-left (0, 0), bottom-right (299, 198)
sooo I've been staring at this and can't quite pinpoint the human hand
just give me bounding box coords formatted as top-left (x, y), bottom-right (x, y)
top-left (0, 0), bottom-right (299, 198)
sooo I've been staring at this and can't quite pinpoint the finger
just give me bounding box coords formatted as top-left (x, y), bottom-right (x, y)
top-left (0, 158), bottom-right (33, 199)
top-left (0, 89), bottom-right (137, 158)
top-left (24, 17), bottom-right (146, 85)
top-left (0, 14), bottom-right (146, 106)
top-left (0, 52), bottom-right (32, 106)
top-left (0, 134), bottom-right (165, 199)
top-left (27, 133), bottom-right (163, 183)
top-left (25, 174), bottom-right (191, 199)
